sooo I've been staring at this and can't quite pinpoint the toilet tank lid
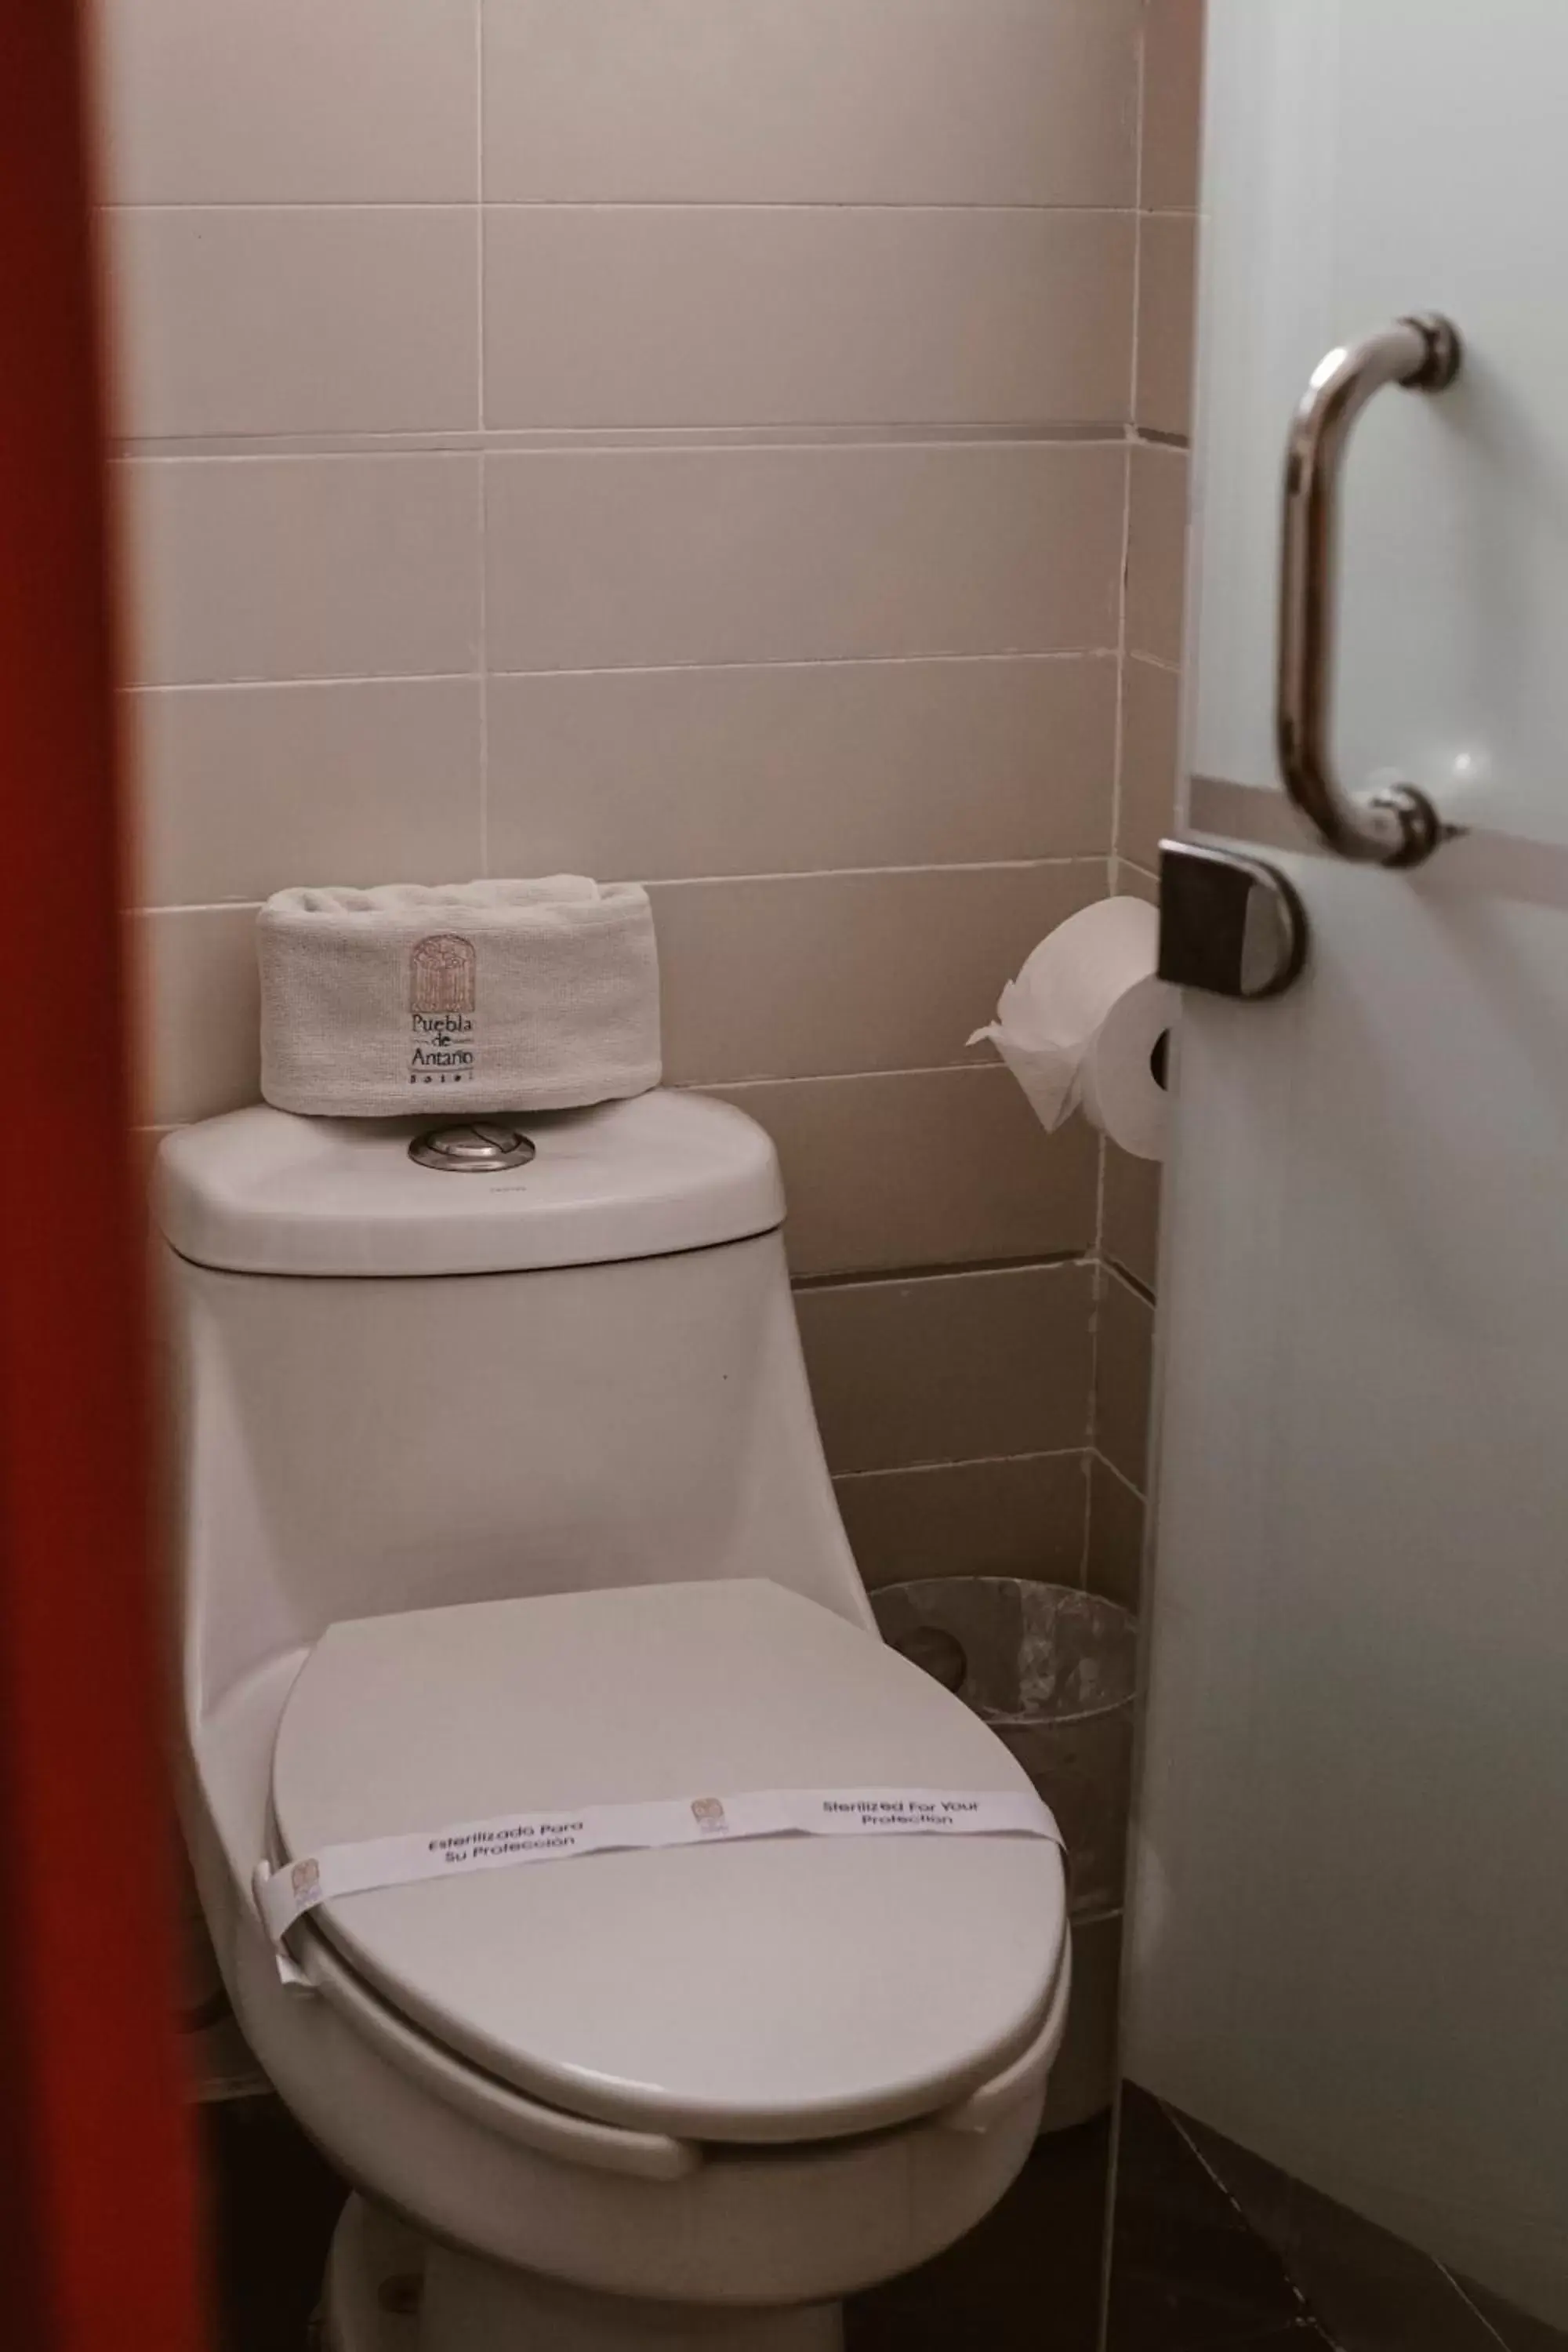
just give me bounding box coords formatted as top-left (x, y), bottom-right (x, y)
top-left (154, 1093), bottom-right (785, 1276)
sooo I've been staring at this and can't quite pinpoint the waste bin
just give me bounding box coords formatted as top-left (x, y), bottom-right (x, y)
top-left (871, 1576), bottom-right (1138, 2130)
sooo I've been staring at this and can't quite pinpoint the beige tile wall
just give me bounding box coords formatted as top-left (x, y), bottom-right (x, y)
top-left (1092, 0), bottom-right (1206, 1610)
top-left (100, 0), bottom-right (1203, 1610)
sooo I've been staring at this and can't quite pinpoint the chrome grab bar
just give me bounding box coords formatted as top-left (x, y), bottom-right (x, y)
top-left (1276, 313), bottom-right (1461, 866)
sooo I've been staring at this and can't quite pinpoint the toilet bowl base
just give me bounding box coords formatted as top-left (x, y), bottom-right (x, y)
top-left (324, 2195), bottom-right (845, 2352)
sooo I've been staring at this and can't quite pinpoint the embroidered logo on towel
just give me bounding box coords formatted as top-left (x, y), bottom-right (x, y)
top-left (408, 933), bottom-right (477, 1087)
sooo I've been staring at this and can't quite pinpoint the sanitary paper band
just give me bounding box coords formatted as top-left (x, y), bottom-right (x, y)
top-left (255, 1786), bottom-right (1061, 1960)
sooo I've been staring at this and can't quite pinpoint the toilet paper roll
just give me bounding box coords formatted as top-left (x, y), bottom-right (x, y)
top-left (968, 897), bottom-right (1176, 1161)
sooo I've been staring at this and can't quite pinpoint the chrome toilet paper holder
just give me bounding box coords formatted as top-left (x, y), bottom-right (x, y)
top-left (1158, 841), bottom-right (1308, 1001)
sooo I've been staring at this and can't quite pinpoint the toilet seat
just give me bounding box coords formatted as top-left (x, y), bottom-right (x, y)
top-left (270, 1579), bottom-right (1068, 2147)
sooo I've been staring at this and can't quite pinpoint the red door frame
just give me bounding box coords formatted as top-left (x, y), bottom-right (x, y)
top-left (0, 9), bottom-right (205, 2347)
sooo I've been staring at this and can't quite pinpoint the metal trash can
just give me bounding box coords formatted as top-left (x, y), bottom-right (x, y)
top-left (871, 1576), bottom-right (1138, 2130)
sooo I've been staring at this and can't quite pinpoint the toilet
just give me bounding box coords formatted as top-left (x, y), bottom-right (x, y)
top-left (158, 1091), bottom-right (1071, 2350)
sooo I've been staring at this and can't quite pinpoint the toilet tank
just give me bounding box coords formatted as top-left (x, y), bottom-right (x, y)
top-left (157, 1094), bottom-right (871, 1726)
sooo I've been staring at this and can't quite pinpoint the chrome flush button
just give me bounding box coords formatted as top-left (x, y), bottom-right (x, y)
top-left (408, 1122), bottom-right (536, 1174)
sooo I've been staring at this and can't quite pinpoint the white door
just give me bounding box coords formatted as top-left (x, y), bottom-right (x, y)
top-left (1127, 2), bottom-right (1568, 2328)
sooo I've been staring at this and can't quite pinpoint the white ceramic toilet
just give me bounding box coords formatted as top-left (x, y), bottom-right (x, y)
top-left (158, 1091), bottom-right (1071, 2350)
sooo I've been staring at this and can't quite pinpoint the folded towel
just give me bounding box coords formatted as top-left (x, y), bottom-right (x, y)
top-left (258, 877), bottom-right (661, 1118)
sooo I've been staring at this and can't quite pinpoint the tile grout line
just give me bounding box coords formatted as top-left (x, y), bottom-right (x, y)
top-left (1108, 0), bottom-right (1148, 904)
top-left (1158, 2103), bottom-right (1323, 2337)
top-left (829, 1446), bottom-right (1090, 1484)
top-left (136, 851), bottom-right (1114, 916)
top-left (833, 1444), bottom-right (1092, 1488)
top-left (127, 648), bottom-right (1122, 695)
top-left (1440, 2270), bottom-right (1514, 2351)
top-left (689, 1061), bottom-right (1073, 1093)
top-left (1103, 1255), bottom-right (1156, 1310)
top-left (474, 0), bottom-right (491, 876)
top-left (470, 648), bottom-right (1123, 680)
top-left (139, 1061), bottom-right (1104, 1138)
top-left (1086, 0), bottom-right (1149, 1608)
top-left (1085, 1143), bottom-right (1109, 1586)
top-left (102, 199), bottom-right (1151, 216)
top-left (1076, 1439), bottom-right (1096, 1592)
top-left (1090, 1445), bottom-right (1145, 1507)
top-left (793, 1250), bottom-right (1093, 1295)
top-left (1094, 6), bottom-right (1149, 2317)
top-left (117, 425), bottom-right (1133, 459)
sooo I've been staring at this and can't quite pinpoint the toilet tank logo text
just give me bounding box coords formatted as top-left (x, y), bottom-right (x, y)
top-left (408, 934), bottom-right (477, 1087)
top-left (691, 1798), bottom-right (728, 1835)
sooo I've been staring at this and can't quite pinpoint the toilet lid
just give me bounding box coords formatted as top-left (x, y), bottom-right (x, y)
top-left (270, 1580), bottom-right (1068, 2143)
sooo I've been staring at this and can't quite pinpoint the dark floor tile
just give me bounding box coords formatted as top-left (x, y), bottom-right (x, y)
top-left (1454, 2275), bottom-right (1568, 2352)
top-left (1218, 2332), bottom-right (1335, 2350)
top-left (1170, 2120), bottom-right (1297, 2249)
top-left (1104, 2086), bottom-right (1308, 2350)
top-left (1180, 2111), bottom-right (1523, 2352)
top-left (201, 2099), bottom-right (346, 2352)
top-left (208, 2092), bottom-right (1111, 2352)
top-left (844, 2114), bottom-right (1112, 2352)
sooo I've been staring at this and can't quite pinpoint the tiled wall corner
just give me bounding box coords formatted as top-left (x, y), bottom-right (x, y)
top-left (1124, 441), bottom-right (1189, 677)
top-left (1093, 1265), bottom-right (1155, 1494)
top-left (1084, 1453), bottom-right (1146, 1615)
top-left (1135, 212), bottom-right (1198, 443)
top-left (1087, 0), bottom-right (1205, 1606)
top-left (99, 0), bottom-right (1163, 1603)
top-left (1119, 0), bottom-right (1203, 875)
top-left (1139, 0), bottom-right (1205, 216)
top-left (1118, 653), bottom-right (1181, 877)
top-left (1103, 1149), bottom-right (1161, 1295)
top-left (1084, 1243), bottom-right (1156, 1610)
